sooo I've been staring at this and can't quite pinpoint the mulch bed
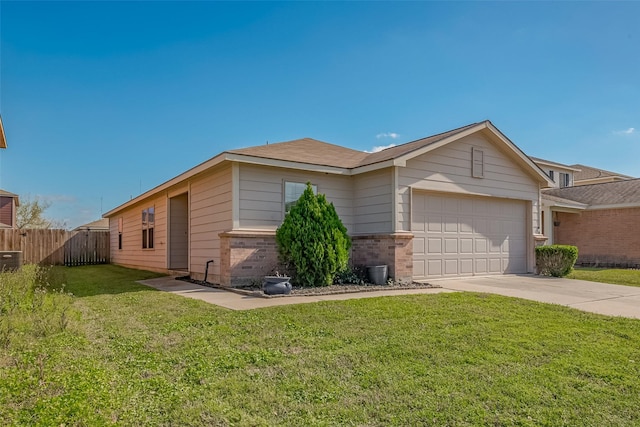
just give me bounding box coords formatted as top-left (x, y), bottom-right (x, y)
top-left (177, 277), bottom-right (439, 298)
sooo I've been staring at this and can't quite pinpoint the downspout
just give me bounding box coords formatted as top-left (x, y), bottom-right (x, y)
top-left (204, 260), bottom-right (214, 283)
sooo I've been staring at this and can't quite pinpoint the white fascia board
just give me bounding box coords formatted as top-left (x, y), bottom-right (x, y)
top-left (224, 153), bottom-right (351, 175)
top-left (533, 159), bottom-right (581, 172)
top-left (551, 205), bottom-right (587, 213)
top-left (103, 153), bottom-right (228, 217)
top-left (586, 203), bottom-right (640, 211)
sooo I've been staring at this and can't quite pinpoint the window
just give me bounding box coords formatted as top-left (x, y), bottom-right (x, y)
top-left (142, 206), bottom-right (155, 249)
top-left (548, 170), bottom-right (555, 181)
top-left (559, 172), bottom-right (570, 188)
top-left (472, 147), bottom-right (484, 178)
top-left (284, 181), bottom-right (317, 212)
top-left (118, 217), bottom-right (123, 250)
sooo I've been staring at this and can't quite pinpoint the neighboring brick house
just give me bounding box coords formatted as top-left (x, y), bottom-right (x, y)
top-left (104, 120), bottom-right (553, 285)
top-left (543, 179), bottom-right (640, 268)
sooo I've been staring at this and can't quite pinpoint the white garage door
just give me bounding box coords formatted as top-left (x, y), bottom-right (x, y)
top-left (412, 192), bottom-right (527, 279)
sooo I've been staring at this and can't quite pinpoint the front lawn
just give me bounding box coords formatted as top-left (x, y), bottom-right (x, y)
top-left (2, 265), bottom-right (640, 425)
top-left (569, 267), bottom-right (640, 288)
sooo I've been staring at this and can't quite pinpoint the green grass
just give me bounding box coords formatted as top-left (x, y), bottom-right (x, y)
top-left (569, 267), bottom-right (640, 288)
top-left (2, 265), bottom-right (640, 426)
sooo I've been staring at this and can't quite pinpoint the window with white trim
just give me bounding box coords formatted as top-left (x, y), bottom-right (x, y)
top-left (284, 181), bottom-right (317, 213)
top-left (548, 170), bottom-right (555, 182)
top-left (559, 172), bottom-right (570, 188)
top-left (472, 147), bottom-right (484, 178)
top-left (142, 206), bottom-right (155, 249)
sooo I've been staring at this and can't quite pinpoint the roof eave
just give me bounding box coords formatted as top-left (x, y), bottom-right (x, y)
top-left (104, 152), bottom-right (228, 217)
top-left (0, 115), bottom-right (7, 149)
top-left (224, 153), bottom-right (351, 175)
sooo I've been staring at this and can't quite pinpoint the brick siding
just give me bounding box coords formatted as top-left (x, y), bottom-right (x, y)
top-left (219, 231), bottom-right (416, 286)
top-left (554, 208), bottom-right (640, 268)
top-left (351, 233), bottom-right (414, 284)
top-left (219, 231), bottom-right (279, 287)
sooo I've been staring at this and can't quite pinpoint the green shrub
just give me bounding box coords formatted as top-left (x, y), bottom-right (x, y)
top-left (536, 245), bottom-right (578, 277)
top-left (333, 265), bottom-right (367, 285)
top-left (276, 183), bottom-right (351, 287)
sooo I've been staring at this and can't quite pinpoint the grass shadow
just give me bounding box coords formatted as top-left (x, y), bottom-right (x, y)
top-left (64, 264), bottom-right (167, 297)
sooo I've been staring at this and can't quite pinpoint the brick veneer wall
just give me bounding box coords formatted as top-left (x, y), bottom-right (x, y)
top-left (219, 231), bottom-right (416, 286)
top-left (555, 208), bottom-right (640, 268)
top-left (351, 233), bottom-right (414, 284)
top-left (219, 231), bottom-right (279, 287)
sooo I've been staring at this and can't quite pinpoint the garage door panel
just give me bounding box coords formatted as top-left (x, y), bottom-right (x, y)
top-left (413, 237), bottom-right (425, 256)
top-left (444, 259), bottom-right (458, 275)
top-left (489, 258), bottom-right (502, 273)
top-left (475, 238), bottom-right (487, 253)
top-left (427, 216), bottom-right (442, 232)
top-left (475, 259), bottom-right (487, 273)
top-left (444, 219), bottom-right (458, 233)
top-left (444, 239), bottom-right (458, 253)
top-left (427, 259), bottom-right (442, 276)
top-left (460, 259), bottom-right (473, 274)
top-left (413, 192), bottom-right (527, 279)
top-left (460, 238), bottom-right (473, 253)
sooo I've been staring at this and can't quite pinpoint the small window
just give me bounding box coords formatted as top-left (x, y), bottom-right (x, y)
top-left (142, 206), bottom-right (155, 249)
top-left (548, 170), bottom-right (555, 181)
top-left (284, 181), bottom-right (317, 212)
top-left (472, 148), bottom-right (484, 178)
top-left (118, 217), bottom-right (123, 250)
top-left (559, 172), bottom-right (570, 188)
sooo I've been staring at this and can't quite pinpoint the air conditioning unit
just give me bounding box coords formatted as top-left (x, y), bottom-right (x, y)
top-left (0, 251), bottom-right (22, 271)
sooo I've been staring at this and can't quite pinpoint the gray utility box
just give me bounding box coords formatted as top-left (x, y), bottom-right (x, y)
top-left (0, 251), bottom-right (23, 271)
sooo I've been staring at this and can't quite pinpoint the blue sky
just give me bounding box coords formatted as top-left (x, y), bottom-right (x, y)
top-left (1, 1), bottom-right (638, 228)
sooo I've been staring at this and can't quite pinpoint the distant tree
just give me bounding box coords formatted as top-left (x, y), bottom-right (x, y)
top-left (16, 196), bottom-right (64, 229)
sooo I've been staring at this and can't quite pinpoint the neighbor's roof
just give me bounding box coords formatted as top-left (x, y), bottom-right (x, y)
top-left (0, 189), bottom-right (18, 198)
top-left (570, 164), bottom-right (634, 182)
top-left (543, 178), bottom-right (640, 206)
top-left (73, 218), bottom-right (109, 231)
top-left (530, 156), bottom-right (581, 172)
top-left (0, 115), bottom-right (6, 149)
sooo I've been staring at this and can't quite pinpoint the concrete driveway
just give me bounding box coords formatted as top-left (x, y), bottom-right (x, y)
top-left (139, 275), bottom-right (640, 319)
top-left (429, 274), bottom-right (640, 319)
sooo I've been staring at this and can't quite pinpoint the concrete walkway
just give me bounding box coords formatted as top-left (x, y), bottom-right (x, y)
top-left (428, 274), bottom-right (640, 319)
top-left (137, 277), bottom-right (454, 310)
top-left (138, 275), bottom-right (640, 319)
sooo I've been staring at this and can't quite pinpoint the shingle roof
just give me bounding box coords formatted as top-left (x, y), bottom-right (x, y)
top-left (73, 218), bottom-right (109, 231)
top-left (227, 122), bottom-right (482, 170)
top-left (570, 164), bottom-right (634, 181)
top-left (227, 138), bottom-right (369, 169)
top-left (530, 156), bottom-right (581, 171)
top-left (543, 179), bottom-right (640, 206)
top-left (541, 193), bottom-right (588, 209)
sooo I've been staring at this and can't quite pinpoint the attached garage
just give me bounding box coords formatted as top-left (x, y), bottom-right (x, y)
top-left (412, 192), bottom-right (528, 279)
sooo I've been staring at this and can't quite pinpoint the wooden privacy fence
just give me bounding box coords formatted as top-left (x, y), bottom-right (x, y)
top-left (0, 229), bottom-right (110, 266)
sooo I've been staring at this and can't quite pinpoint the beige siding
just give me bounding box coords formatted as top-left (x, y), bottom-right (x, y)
top-left (398, 134), bottom-right (540, 234)
top-left (238, 164), bottom-right (354, 232)
top-left (110, 193), bottom-right (168, 271)
top-left (352, 168), bottom-right (393, 234)
top-left (189, 164), bottom-right (233, 280)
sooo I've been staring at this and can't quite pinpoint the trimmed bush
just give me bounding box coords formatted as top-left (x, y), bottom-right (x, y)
top-left (536, 245), bottom-right (578, 277)
top-left (276, 183), bottom-right (351, 287)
